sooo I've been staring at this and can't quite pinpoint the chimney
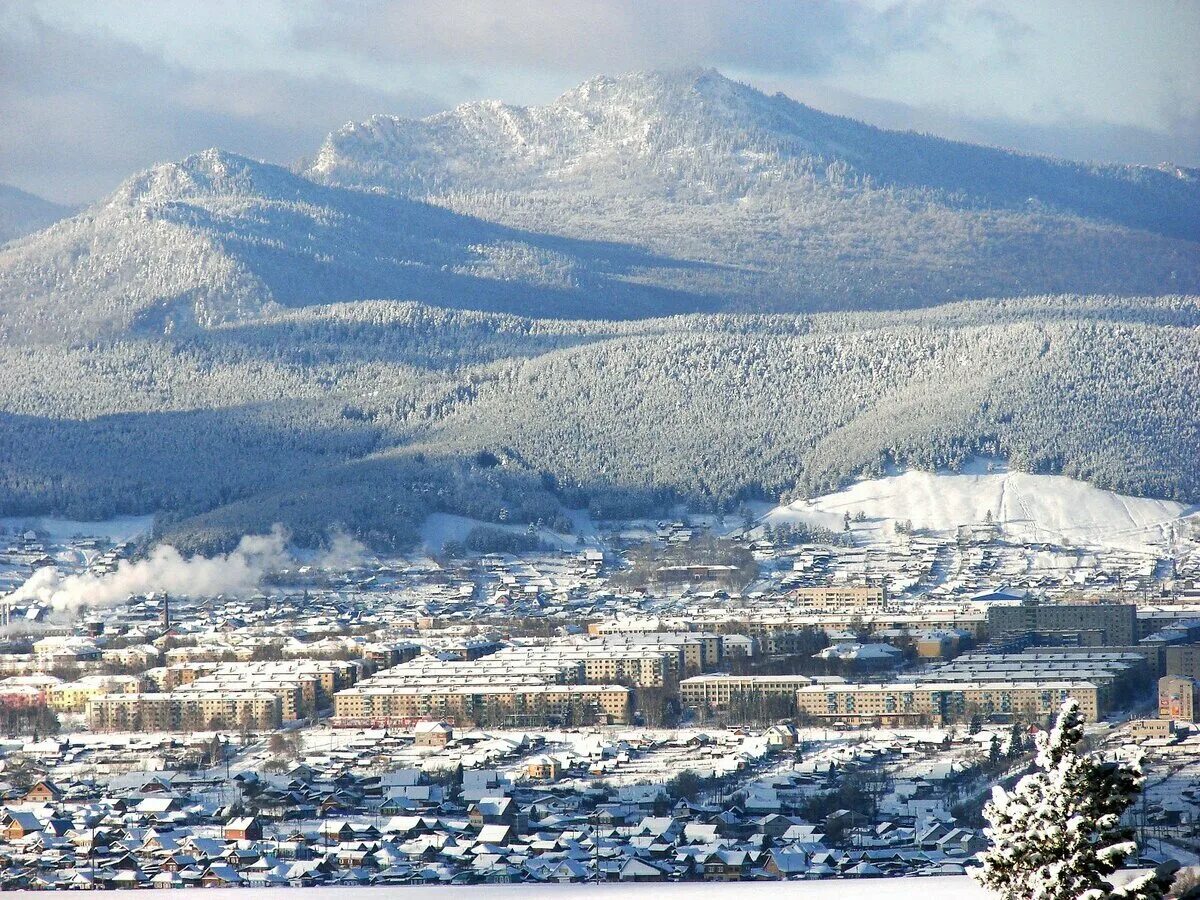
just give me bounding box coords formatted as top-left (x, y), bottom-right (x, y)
top-left (161, 592), bottom-right (171, 631)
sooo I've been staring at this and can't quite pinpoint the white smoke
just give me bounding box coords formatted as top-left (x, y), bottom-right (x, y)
top-left (313, 527), bottom-right (369, 571)
top-left (8, 525), bottom-right (291, 614)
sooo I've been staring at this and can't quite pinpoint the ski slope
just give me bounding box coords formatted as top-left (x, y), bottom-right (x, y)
top-left (767, 467), bottom-right (1197, 553)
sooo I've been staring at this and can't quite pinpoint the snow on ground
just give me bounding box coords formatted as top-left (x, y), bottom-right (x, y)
top-left (0, 514), bottom-right (154, 543)
top-left (766, 466), bottom-right (1197, 553)
top-left (0, 879), bottom-right (992, 899)
top-left (420, 513), bottom-right (589, 553)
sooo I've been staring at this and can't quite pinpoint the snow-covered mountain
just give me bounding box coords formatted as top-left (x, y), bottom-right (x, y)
top-left (3, 70), bottom-right (1199, 343)
top-left (1, 71), bottom-right (1198, 547)
top-left (0, 148), bottom-right (703, 341)
top-left (314, 69), bottom-right (1198, 239)
top-left (0, 183), bottom-right (73, 245)
top-left (310, 69), bottom-right (1200, 310)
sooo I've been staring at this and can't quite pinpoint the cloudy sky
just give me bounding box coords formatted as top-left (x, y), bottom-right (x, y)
top-left (3, 0), bottom-right (1198, 204)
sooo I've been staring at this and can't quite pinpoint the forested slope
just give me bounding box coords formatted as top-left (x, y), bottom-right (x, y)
top-left (0, 295), bottom-right (1195, 550)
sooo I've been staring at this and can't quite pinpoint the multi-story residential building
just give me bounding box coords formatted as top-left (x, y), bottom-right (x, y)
top-left (679, 674), bottom-right (843, 709)
top-left (333, 683), bottom-right (631, 726)
top-left (986, 602), bottom-right (1137, 646)
top-left (922, 650), bottom-right (1148, 712)
top-left (737, 610), bottom-right (988, 645)
top-left (47, 675), bottom-right (142, 713)
top-left (789, 585), bottom-right (887, 611)
top-left (795, 680), bottom-right (1100, 726)
top-left (87, 691), bottom-right (282, 732)
top-left (1165, 643), bottom-right (1200, 680)
top-left (1159, 675), bottom-right (1197, 722)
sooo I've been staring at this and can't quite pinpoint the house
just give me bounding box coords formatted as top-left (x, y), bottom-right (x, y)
top-left (935, 827), bottom-right (984, 856)
top-left (764, 848), bottom-right (810, 878)
top-left (475, 824), bottom-right (514, 845)
top-left (764, 723), bottom-right (797, 749)
top-left (526, 756), bottom-right (561, 781)
top-left (2, 811), bottom-right (43, 841)
top-left (469, 797), bottom-right (515, 827)
top-left (547, 859), bottom-right (590, 882)
top-left (617, 858), bottom-right (669, 882)
top-left (702, 848), bottom-right (751, 881)
top-left (23, 780), bottom-right (63, 803)
top-left (224, 816), bottom-right (262, 841)
top-left (201, 864), bottom-right (244, 887)
top-left (414, 722), bottom-right (454, 748)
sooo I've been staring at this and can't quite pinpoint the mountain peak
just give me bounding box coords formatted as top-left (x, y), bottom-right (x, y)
top-left (109, 150), bottom-right (303, 208)
top-left (556, 67), bottom-right (728, 100)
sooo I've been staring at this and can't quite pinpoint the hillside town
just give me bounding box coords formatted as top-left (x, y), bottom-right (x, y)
top-left (1, 511), bottom-right (1199, 888)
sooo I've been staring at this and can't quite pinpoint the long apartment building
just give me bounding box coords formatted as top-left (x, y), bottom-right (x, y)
top-left (152, 660), bottom-right (361, 704)
top-left (47, 675), bottom-right (142, 713)
top-left (796, 680), bottom-right (1101, 726)
top-left (578, 628), bottom-right (725, 673)
top-left (790, 648), bottom-right (1148, 726)
top-left (736, 611), bottom-right (988, 647)
top-left (679, 673), bottom-right (845, 709)
top-left (87, 690), bottom-right (282, 732)
top-left (594, 632), bottom-right (723, 674)
top-left (492, 641), bottom-right (680, 687)
top-left (922, 650), bottom-right (1149, 713)
top-left (330, 640), bottom-right (662, 726)
top-left (986, 602), bottom-right (1137, 646)
top-left (334, 683), bottom-right (630, 726)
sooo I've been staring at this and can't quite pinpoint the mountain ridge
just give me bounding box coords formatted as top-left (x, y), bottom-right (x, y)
top-left (0, 183), bottom-right (74, 245)
top-left (312, 69), bottom-right (1200, 240)
top-left (3, 70), bottom-right (1198, 343)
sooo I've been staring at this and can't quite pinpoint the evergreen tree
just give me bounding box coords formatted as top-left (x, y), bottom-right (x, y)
top-left (975, 699), bottom-right (1176, 900)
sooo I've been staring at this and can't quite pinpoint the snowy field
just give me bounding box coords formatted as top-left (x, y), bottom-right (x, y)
top-left (0, 879), bottom-right (990, 899)
top-left (0, 514), bottom-right (154, 542)
top-left (766, 465), bottom-right (1197, 554)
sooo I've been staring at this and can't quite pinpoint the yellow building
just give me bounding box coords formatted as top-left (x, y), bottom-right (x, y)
top-left (48, 675), bottom-right (142, 713)
top-left (680, 674), bottom-right (829, 709)
top-left (790, 585), bottom-right (887, 611)
top-left (86, 691), bottom-right (282, 732)
top-left (795, 680), bottom-right (1100, 726)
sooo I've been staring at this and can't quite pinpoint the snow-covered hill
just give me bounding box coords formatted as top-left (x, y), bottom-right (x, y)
top-left (0, 183), bottom-right (72, 245)
top-left (767, 465), bottom-right (1198, 553)
top-left (0, 148), bottom-right (704, 341)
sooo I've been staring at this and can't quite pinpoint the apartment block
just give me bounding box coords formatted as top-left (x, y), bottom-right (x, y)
top-left (47, 675), bottom-right (142, 713)
top-left (87, 691), bottom-right (282, 732)
top-left (986, 602), bottom-right (1137, 646)
top-left (789, 585), bottom-right (887, 611)
top-left (679, 674), bottom-right (843, 709)
top-left (333, 683), bottom-right (630, 726)
top-left (1159, 675), bottom-right (1197, 723)
top-left (1165, 643), bottom-right (1200, 680)
top-left (796, 680), bottom-right (1100, 726)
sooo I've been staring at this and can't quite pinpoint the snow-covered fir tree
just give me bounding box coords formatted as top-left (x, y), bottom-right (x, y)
top-left (975, 699), bottom-right (1176, 900)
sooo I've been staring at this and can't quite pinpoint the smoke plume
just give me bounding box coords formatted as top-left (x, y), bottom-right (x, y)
top-left (8, 526), bottom-right (291, 614)
top-left (313, 527), bottom-right (368, 570)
